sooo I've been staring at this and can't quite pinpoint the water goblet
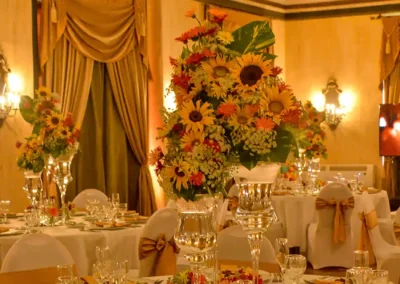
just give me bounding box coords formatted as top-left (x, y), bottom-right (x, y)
top-left (357, 180), bottom-right (365, 192)
top-left (96, 246), bottom-right (111, 263)
top-left (308, 160), bottom-right (320, 194)
top-left (354, 250), bottom-right (369, 268)
top-left (349, 179), bottom-right (358, 192)
top-left (294, 157), bottom-right (306, 193)
top-left (275, 238), bottom-right (289, 269)
top-left (118, 203), bottom-right (128, 220)
top-left (24, 209), bottom-right (39, 233)
top-left (110, 260), bottom-right (129, 284)
top-left (0, 200), bottom-right (10, 223)
top-left (346, 267), bottom-right (372, 284)
top-left (371, 270), bottom-right (389, 284)
top-left (93, 261), bottom-right (111, 284)
top-left (111, 193), bottom-right (120, 208)
top-left (283, 254), bottom-right (307, 284)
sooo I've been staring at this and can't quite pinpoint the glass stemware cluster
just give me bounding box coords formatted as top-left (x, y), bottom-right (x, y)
top-left (92, 246), bottom-right (129, 284)
top-left (0, 200), bottom-right (10, 224)
top-left (56, 264), bottom-right (78, 284)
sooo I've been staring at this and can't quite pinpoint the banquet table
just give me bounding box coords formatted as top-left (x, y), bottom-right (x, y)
top-left (271, 190), bottom-right (391, 250)
top-left (0, 215), bottom-right (144, 276)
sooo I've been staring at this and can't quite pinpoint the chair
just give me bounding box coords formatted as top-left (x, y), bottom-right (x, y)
top-left (138, 208), bottom-right (179, 277)
top-left (72, 189), bottom-right (108, 208)
top-left (217, 225), bottom-right (280, 273)
top-left (1, 233), bottom-right (74, 273)
top-left (359, 192), bottom-right (400, 269)
top-left (307, 183), bottom-right (355, 269)
top-left (395, 207), bottom-right (400, 226)
top-left (380, 257), bottom-right (400, 284)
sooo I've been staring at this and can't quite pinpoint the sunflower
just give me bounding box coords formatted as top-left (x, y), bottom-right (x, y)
top-left (261, 85), bottom-right (294, 123)
top-left (209, 82), bottom-right (227, 99)
top-left (180, 130), bottom-right (205, 149)
top-left (175, 86), bottom-right (195, 107)
top-left (35, 86), bottom-right (52, 99)
top-left (309, 111), bottom-right (323, 126)
top-left (314, 151), bottom-right (322, 159)
top-left (163, 160), bottom-right (191, 190)
top-left (232, 53), bottom-right (272, 92)
top-left (202, 56), bottom-right (235, 79)
top-left (45, 112), bottom-right (62, 130)
top-left (312, 134), bottom-right (323, 144)
top-left (228, 106), bottom-right (254, 130)
top-left (179, 100), bottom-right (214, 132)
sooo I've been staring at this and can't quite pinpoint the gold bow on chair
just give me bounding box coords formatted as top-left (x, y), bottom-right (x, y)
top-left (139, 234), bottom-right (180, 276)
top-left (316, 196), bottom-right (355, 244)
top-left (357, 210), bottom-right (378, 266)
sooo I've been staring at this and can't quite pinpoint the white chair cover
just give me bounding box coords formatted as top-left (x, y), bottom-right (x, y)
top-left (138, 208), bottom-right (179, 277)
top-left (217, 225), bottom-right (277, 265)
top-left (72, 189), bottom-right (108, 208)
top-left (394, 207), bottom-right (400, 226)
top-left (360, 192), bottom-right (400, 269)
top-left (380, 257), bottom-right (400, 284)
top-left (307, 183), bottom-right (354, 269)
top-left (1, 233), bottom-right (74, 273)
top-left (166, 199), bottom-right (177, 209)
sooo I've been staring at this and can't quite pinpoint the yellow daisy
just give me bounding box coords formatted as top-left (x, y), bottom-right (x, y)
top-left (209, 83), bottom-right (227, 99)
top-left (228, 106), bottom-right (254, 130)
top-left (216, 31), bottom-right (234, 45)
top-left (180, 130), bottom-right (205, 149)
top-left (163, 160), bottom-right (191, 190)
top-left (312, 134), bottom-right (323, 144)
top-left (179, 100), bottom-right (214, 132)
top-left (261, 85), bottom-right (294, 122)
top-left (175, 86), bottom-right (195, 107)
top-left (232, 53), bottom-right (272, 92)
top-left (202, 56), bottom-right (235, 79)
top-left (45, 111), bottom-right (63, 130)
top-left (35, 86), bottom-right (52, 99)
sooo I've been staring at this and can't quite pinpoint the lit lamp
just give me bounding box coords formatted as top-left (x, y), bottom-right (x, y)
top-left (0, 73), bottom-right (21, 126)
top-left (313, 78), bottom-right (352, 130)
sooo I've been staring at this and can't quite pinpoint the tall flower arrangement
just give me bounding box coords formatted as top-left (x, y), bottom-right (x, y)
top-left (15, 135), bottom-right (45, 173)
top-left (150, 9), bottom-right (304, 201)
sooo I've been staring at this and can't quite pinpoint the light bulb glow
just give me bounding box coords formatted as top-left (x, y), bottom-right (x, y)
top-left (379, 117), bottom-right (387, 127)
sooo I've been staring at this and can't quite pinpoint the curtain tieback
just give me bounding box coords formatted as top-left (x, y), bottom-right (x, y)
top-left (139, 234), bottom-right (180, 276)
top-left (315, 196), bottom-right (355, 244)
top-left (357, 210), bottom-right (378, 266)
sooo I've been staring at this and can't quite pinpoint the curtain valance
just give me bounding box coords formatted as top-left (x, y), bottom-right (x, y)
top-left (380, 17), bottom-right (400, 85)
top-left (40, 0), bottom-right (136, 68)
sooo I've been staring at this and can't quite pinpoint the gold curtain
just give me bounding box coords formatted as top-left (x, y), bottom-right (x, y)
top-left (40, 0), bottom-right (156, 214)
top-left (107, 49), bottom-right (157, 216)
top-left (380, 18), bottom-right (400, 199)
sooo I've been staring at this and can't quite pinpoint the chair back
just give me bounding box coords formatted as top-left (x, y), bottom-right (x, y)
top-left (394, 207), bottom-right (400, 226)
top-left (138, 208), bottom-right (179, 277)
top-left (1, 233), bottom-right (74, 273)
top-left (316, 182), bottom-right (354, 229)
top-left (217, 225), bottom-right (280, 273)
top-left (72, 189), bottom-right (108, 208)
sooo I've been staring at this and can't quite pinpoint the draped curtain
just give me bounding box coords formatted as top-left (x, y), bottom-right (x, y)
top-left (40, 0), bottom-right (156, 215)
top-left (380, 18), bottom-right (400, 199)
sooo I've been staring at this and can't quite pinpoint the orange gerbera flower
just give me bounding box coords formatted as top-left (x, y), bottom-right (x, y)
top-left (256, 117), bottom-right (275, 131)
top-left (185, 8), bottom-right (196, 18)
top-left (217, 103), bottom-right (237, 118)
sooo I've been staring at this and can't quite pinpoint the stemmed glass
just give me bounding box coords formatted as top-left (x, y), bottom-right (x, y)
top-left (346, 267), bottom-right (372, 284)
top-left (371, 270), bottom-right (389, 284)
top-left (86, 199), bottom-right (99, 218)
top-left (110, 260), bottom-right (129, 284)
top-left (112, 193), bottom-right (120, 208)
top-left (307, 159), bottom-right (320, 194)
top-left (118, 203), bottom-right (128, 220)
top-left (294, 157), bottom-right (306, 193)
top-left (0, 200), bottom-right (10, 223)
top-left (24, 209), bottom-right (40, 233)
top-left (284, 254), bottom-right (307, 284)
top-left (275, 238), bottom-right (288, 280)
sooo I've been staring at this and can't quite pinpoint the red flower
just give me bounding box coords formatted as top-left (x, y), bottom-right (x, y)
top-left (189, 172), bottom-right (205, 186)
top-left (204, 139), bottom-right (221, 153)
top-left (202, 48), bottom-right (215, 58)
top-left (172, 124), bottom-right (183, 134)
top-left (203, 27), bottom-right (218, 36)
top-left (282, 108), bottom-right (301, 125)
top-left (175, 32), bottom-right (190, 44)
top-left (64, 117), bottom-right (73, 127)
top-left (186, 52), bottom-right (204, 65)
top-left (155, 161), bottom-right (164, 175)
top-left (172, 73), bottom-right (191, 90)
top-left (270, 66), bottom-right (283, 77)
top-left (210, 14), bottom-right (227, 24)
top-left (15, 141), bottom-right (22, 149)
top-left (278, 82), bottom-right (291, 92)
top-left (73, 129), bottom-right (80, 139)
top-left (169, 57), bottom-right (178, 67)
top-left (48, 207), bottom-right (59, 217)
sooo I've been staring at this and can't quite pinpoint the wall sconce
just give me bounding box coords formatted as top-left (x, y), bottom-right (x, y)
top-left (0, 73), bottom-right (22, 127)
top-left (313, 78), bottom-right (351, 130)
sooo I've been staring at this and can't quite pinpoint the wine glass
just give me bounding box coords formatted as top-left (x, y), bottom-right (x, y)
top-left (24, 209), bottom-right (39, 233)
top-left (371, 270), bottom-right (389, 284)
top-left (93, 261), bottom-right (111, 284)
top-left (346, 267), bottom-right (372, 284)
top-left (357, 179), bottom-right (365, 192)
top-left (307, 159), bottom-right (320, 194)
top-left (284, 254), bottom-right (307, 284)
top-left (354, 250), bottom-right (369, 268)
top-left (110, 260), bottom-right (129, 283)
top-left (349, 179), bottom-right (358, 192)
top-left (275, 238), bottom-right (289, 269)
top-left (96, 246), bottom-right (110, 263)
top-left (0, 200), bottom-right (10, 223)
top-left (294, 157), bottom-right (306, 192)
top-left (118, 203), bottom-right (128, 220)
top-left (112, 193), bottom-right (120, 208)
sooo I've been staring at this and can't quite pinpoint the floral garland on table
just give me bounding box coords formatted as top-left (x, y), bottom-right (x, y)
top-left (149, 9), bottom-right (305, 201)
top-left (299, 101), bottom-right (328, 160)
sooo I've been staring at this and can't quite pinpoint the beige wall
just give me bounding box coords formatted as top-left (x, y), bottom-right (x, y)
top-left (285, 16), bottom-right (383, 187)
top-left (0, 0), bottom-right (34, 211)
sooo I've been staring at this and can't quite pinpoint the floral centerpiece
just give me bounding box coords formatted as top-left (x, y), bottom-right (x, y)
top-left (150, 9), bottom-right (304, 201)
top-left (16, 135), bottom-right (45, 173)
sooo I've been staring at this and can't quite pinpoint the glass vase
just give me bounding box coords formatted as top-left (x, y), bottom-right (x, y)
top-left (23, 171), bottom-right (43, 208)
top-left (52, 152), bottom-right (76, 225)
top-left (174, 195), bottom-right (217, 284)
top-left (234, 163), bottom-right (280, 284)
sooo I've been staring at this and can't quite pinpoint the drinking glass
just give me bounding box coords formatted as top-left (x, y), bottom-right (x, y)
top-left (308, 160), bottom-right (320, 194)
top-left (86, 199), bottom-right (99, 217)
top-left (118, 203), bottom-right (128, 220)
top-left (371, 270), bottom-right (389, 284)
top-left (110, 260), bottom-right (129, 284)
top-left (357, 180), bottom-right (365, 192)
top-left (96, 246), bottom-right (111, 263)
top-left (112, 193), bottom-right (120, 208)
top-left (56, 264), bottom-right (76, 283)
top-left (294, 157), bottom-right (306, 193)
top-left (346, 267), bottom-right (372, 284)
top-left (93, 261), bottom-right (111, 284)
top-left (349, 179), bottom-right (358, 192)
top-left (284, 254), bottom-right (307, 284)
top-left (0, 200), bottom-right (10, 223)
top-left (275, 238), bottom-right (289, 269)
top-left (24, 209), bottom-right (39, 233)
top-left (354, 250), bottom-right (369, 268)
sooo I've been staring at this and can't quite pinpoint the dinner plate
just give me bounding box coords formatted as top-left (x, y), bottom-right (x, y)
top-left (90, 226), bottom-right (127, 231)
top-left (0, 229), bottom-right (25, 237)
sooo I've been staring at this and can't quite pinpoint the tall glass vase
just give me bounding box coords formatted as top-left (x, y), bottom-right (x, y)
top-left (174, 195), bottom-right (217, 284)
top-left (23, 171), bottom-right (43, 208)
top-left (52, 152), bottom-right (76, 225)
top-left (234, 163), bottom-right (280, 284)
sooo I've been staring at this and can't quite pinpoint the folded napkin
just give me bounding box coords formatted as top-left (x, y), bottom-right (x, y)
top-left (315, 280), bottom-right (344, 284)
top-left (95, 221), bottom-right (129, 228)
top-left (0, 227), bottom-right (9, 233)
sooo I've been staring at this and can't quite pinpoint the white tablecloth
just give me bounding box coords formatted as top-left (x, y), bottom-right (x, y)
top-left (271, 190), bottom-right (391, 250)
top-left (0, 216), bottom-right (143, 276)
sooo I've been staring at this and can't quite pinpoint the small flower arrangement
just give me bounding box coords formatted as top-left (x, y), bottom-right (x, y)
top-left (280, 163), bottom-right (297, 181)
top-left (167, 270), bottom-right (206, 284)
top-left (66, 202), bottom-right (76, 215)
top-left (150, 9), bottom-right (304, 201)
top-left (220, 267), bottom-right (263, 284)
top-left (16, 134), bottom-right (45, 173)
top-left (47, 206), bottom-right (59, 226)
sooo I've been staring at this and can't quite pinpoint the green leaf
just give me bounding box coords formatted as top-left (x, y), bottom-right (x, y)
top-left (228, 21), bottom-right (275, 55)
top-left (32, 123), bottom-right (42, 135)
top-left (19, 96), bottom-right (35, 124)
top-left (261, 129), bottom-right (296, 163)
top-left (239, 150), bottom-right (259, 171)
top-left (262, 53), bottom-right (277, 61)
top-left (181, 47), bottom-right (190, 59)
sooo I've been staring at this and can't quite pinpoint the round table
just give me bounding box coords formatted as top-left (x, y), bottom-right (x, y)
top-left (0, 215), bottom-right (144, 276)
top-left (271, 190), bottom-right (390, 250)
